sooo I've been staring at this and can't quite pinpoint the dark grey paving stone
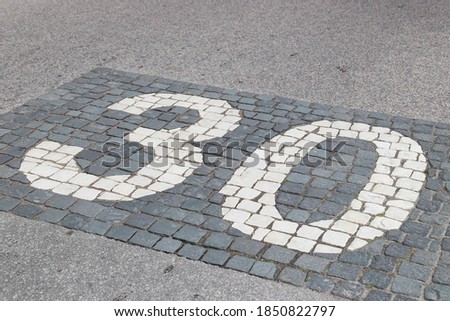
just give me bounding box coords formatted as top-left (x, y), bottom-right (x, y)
top-left (36, 209), bottom-right (67, 223)
top-left (201, 249), bottom-right (230, 266)
top-left (153, 237), bottom-right (182, 253)
top-left (364, 290), bottom-right (393, 301)
top-left (361, 270), bottom-right (392, 289)
top-left (149, 219), bottom-right (182, 236)
top-left (96, 208), bottom-right (129, 222)
top-left (70, 200), bottom-right (105, 217)
top-left (278, 267), bottom-right (306, 286)
top-left (385, 243), bottom-right (411, 258)
top-left (60, 213), bottom-right (90, 230)
top-left (249, 261), bottom-right (277, 279)
top-left (105, 225), bottom-right (136, 241)
top-left (163, 208), bottom-right (189, 221)
top-left (178, 244), bottom-right (206, 260)
top-left (182, 213), bottom-right (206, 226)
top-left (262, 246), bottom-right (297, 264)
top-left (411, 249), bottom-right (439, 266)
top-left (230, 237), bottom-right (265, 256)
top-left (81, 220), bottom-right (112, 235)
top-left (370, 255), bottom-right (397, 272)
top-left (392, 276), bottom-right (422, 298)
top-left (398, 262), bottom-right (432, 282)
top-left (0, 197), bottom-right (20, 211)
top-left (173, 225), bottom-right (206, 243)
top-left (295, 254), bottom-right (330, 272)
top-left (202, 217), bottom-right (231, 232)
top-left (124, 214), bottom-right (156, 230)
top-left (332, 281), bottom-right (365, 300)
top-left (424, 284), bottom-right (450, 301)
top-left (181, 199), bottom-right (208, 211)
top-left (204, 232), bottom-right (233, 250)
top-left (12, 204), bottom-right (42, 218)
top-left (225, 256), bottom-right (255, 272)
top-left (433, 266), bottom-right (450, 285)
top-left (129, 231), bottom-right (160, 248)
top-left (24, 190), bottom-right (54, 204)
top-left (45, 195), bottom-right (76, 210)
top-left (307, 274), bottom-right (335, 293)
top-left (338, 251), bottom-right (371, 266)
top-left (327, 262), bottom-right (362, 281)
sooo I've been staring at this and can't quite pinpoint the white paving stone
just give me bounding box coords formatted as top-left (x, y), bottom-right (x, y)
top-left (391, 167), bottom-right (413, 178)
top-left (314, 244), bottom-right (342, 254)
top-left (363, 203), bottom-right (386, 215)
top-left (112, 182), bottom-right (136, 196)
top-left (395, 189), bottom-right (420, 202)
top-left (223, 209), bottom-right (251, 223)
top-left (53, 183), bottom-right (79, 195)
top-left (341, 210), bottom-right (371, 224)
top-left (287, 237), bottom-right (316, 252)
top-left (370, 217), bottom-right (402, 230)
top-left (403, 160), bottom-right (427, 171)
top-left (35, 141), bottom-right (61, 151)
top-left (395, 178), bottom-right (423, 191)
top-left (372, 184), bottom-right (397, 197)
top-left (348, 238), bottom-right (368, 251)
top-left (69, 173), bottom-right (99, 186)
top-left (232, 223), bottom-right (254, 235)
top-left (385, 207), bottom-right (410, 221)
top-left (358, 191), bottom-right (386, 204)
top-left (50, 169), bottom-right (78, 182)
top-left (235, 187), bottom-right (261, 200)
top-left (321, 230), bottom-right (351, 247)
top-left (386, 200), bottom-right (415, 210)
top-left (330, 220), bottom-right (359, 234)
top-left (370, 174), bottom-right (394, 185)
top-left (32, 178), bottom-right (60, 189)
top-left (252, 228), bottom-right (270, 241)
top-left (73, 187), bottom-right (101, 201)
top-left (245, 214), bottom-right (274, 228)
top-left (296, 225), bottom-right (324, 240)
top-left (272, 220), bottom-right (298, 234)
top-left (237, 200), bottom-right (262, 213)
top-left (356, 226), bottom-right (383, 240)
top-left (264, 231), bottom-right (291, 246)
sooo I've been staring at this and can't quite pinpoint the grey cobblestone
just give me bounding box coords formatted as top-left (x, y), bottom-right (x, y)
top-left (327, 262), bottom-right (362, 281)
top-left (295, 254), bottom-right (330, 272)
top-left (332, 281), bottom-right (365, 300)
top-left (361, 270), bottom-right (392, 289)
top-left (307, 274), bottom-right (334, 293)
top-left (129, 231), bottom-right (160, 248)
top-left (278, 267), bottom-right (306, 286)
top-left (398, 262), bottom-right (432, 282)
top-left (153, 237), bottom-right (182, 253)
top-left (201, 249), bottom-right (230, 266)
top-left (249, 261), bottom-right (277, 279)
top-left (230, 238), bottom-right (265, 256)
top-left (81, 220), bottom-right (111, 235)
top-left (173, 226), bottom-right (206, 243)
top-left (149, 219), bottom-right (182, 236)
top-left (36, 209), bottom-right (67, 223)
top-left (105, 225), bottom-right (136, 241)
top-left (392, 276), bottom-right (422, 298)
top-left (178, 244), bottom-right (206, 260)
top-left (204, 232), bottom-right (233, 250)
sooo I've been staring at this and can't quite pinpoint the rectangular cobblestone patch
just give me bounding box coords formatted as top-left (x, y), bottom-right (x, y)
top-left (1, 67), bottom-right (449, 301)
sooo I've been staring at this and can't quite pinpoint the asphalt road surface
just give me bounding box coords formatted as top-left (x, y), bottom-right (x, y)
top-left (1, 0), bottom-right (449, 300)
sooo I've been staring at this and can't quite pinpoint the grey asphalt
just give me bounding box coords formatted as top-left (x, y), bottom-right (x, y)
top-left (1, 0), bottom-right (449, 300)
